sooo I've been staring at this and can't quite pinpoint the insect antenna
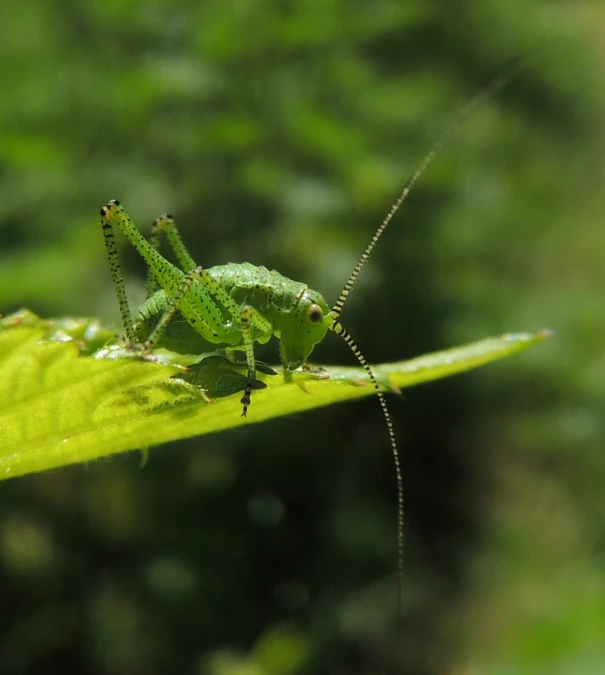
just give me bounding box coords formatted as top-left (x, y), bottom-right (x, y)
top-left (330, 319), bottom-right (404, 620)
top-left (329, 61), bottom-right (527, 622)
top-left (331, 64), bottom-right (522, 319)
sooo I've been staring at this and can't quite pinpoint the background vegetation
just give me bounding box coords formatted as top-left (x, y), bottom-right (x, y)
top-left (1, 1), bottom-right (604, 673)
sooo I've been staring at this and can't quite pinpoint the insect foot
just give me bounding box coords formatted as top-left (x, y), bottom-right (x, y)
top-left (123, 340), bottom-right (149, 354)
top-left (240, 389), bottom-right (251, 417)
top-left (99, 198), bottom-right (121, 217)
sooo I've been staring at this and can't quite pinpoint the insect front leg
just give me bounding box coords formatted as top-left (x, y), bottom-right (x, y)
top-left (239, 305), bottom-right (273, 417)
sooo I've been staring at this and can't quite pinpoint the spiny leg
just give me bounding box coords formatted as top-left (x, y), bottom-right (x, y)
top-left (147, 227), bottom-right (258, 340)
top-left (142, 265), bottom-right (208, 350)
top-left (100, 201), bottom-right (136, 343)
top-left (101, 200), bottom-right (193, 303)
top-left (146, 217), bottom-right (164, 297)
top-left (101, 200), bottom-right (220, 346)
top-left (101, 200), bottom-right (245, 327)
top-left (239, 304), bottom-right (273, 417)
top-left (146, 214), bottom-right (197, 296)
top-left (330, 319), bottom-right (404, 622)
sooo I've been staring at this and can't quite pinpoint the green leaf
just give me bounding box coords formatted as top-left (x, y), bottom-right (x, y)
top-left (0, 310), bottom-right (551, 480)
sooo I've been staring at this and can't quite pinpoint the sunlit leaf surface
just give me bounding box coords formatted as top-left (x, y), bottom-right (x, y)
top-left (0, 310), bottom-right (550, 480)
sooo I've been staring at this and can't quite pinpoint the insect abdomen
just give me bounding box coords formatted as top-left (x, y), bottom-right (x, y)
top-left (207, 263), bottom-right (307, 320)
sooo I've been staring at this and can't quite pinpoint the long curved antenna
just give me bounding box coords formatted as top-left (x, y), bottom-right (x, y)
top-left (330, 319), bottom-right (404, 620)
top-left (329, 59), bottom-right (530, 622)
top-left (331, 63), bottom-right (524, 318)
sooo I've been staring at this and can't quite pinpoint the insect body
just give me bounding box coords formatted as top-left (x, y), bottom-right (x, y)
top-left (100, 205), bottom-right (337, 413)
top-left (100, 64), bottom-right (519, 619)
top-left (139, 262), bottom-right (333, 372)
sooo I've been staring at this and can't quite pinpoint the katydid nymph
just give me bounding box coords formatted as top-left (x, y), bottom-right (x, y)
top-left (100, 67), bottom-right (517, 619)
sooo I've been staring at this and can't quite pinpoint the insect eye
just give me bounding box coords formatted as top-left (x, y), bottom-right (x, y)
top-left (307, 303), bottom-right (323, 323)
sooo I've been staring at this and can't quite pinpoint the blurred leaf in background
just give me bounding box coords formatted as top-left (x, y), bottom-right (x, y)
top-left (1, 1), bottom-right (605, 674)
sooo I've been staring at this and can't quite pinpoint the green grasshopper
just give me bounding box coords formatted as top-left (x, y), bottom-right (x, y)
top-left (100, 67), bottom-right (516, 617)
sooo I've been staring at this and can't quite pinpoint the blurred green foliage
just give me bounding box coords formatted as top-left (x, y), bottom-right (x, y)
top-left (1, 1), bottom-right (605, 674)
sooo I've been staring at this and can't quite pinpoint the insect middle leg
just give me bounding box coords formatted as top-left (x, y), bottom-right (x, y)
top-left (239, 304), bottom-right (273, 417)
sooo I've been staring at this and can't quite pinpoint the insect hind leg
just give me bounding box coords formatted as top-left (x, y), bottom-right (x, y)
top-left (100, 202), bottom-right (136, 343)
top-left (146, 214), bottom-right (197, 296)
top-left (142, 264), bottom-right (215, 350)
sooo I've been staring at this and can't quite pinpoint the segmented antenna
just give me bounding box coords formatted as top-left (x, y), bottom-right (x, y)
top-left (330, 61), bottom-right (529, 622)
top-left (330, 320), bottom-right (405, 620)
top-left (331, 64), bottom-right (523, 319)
